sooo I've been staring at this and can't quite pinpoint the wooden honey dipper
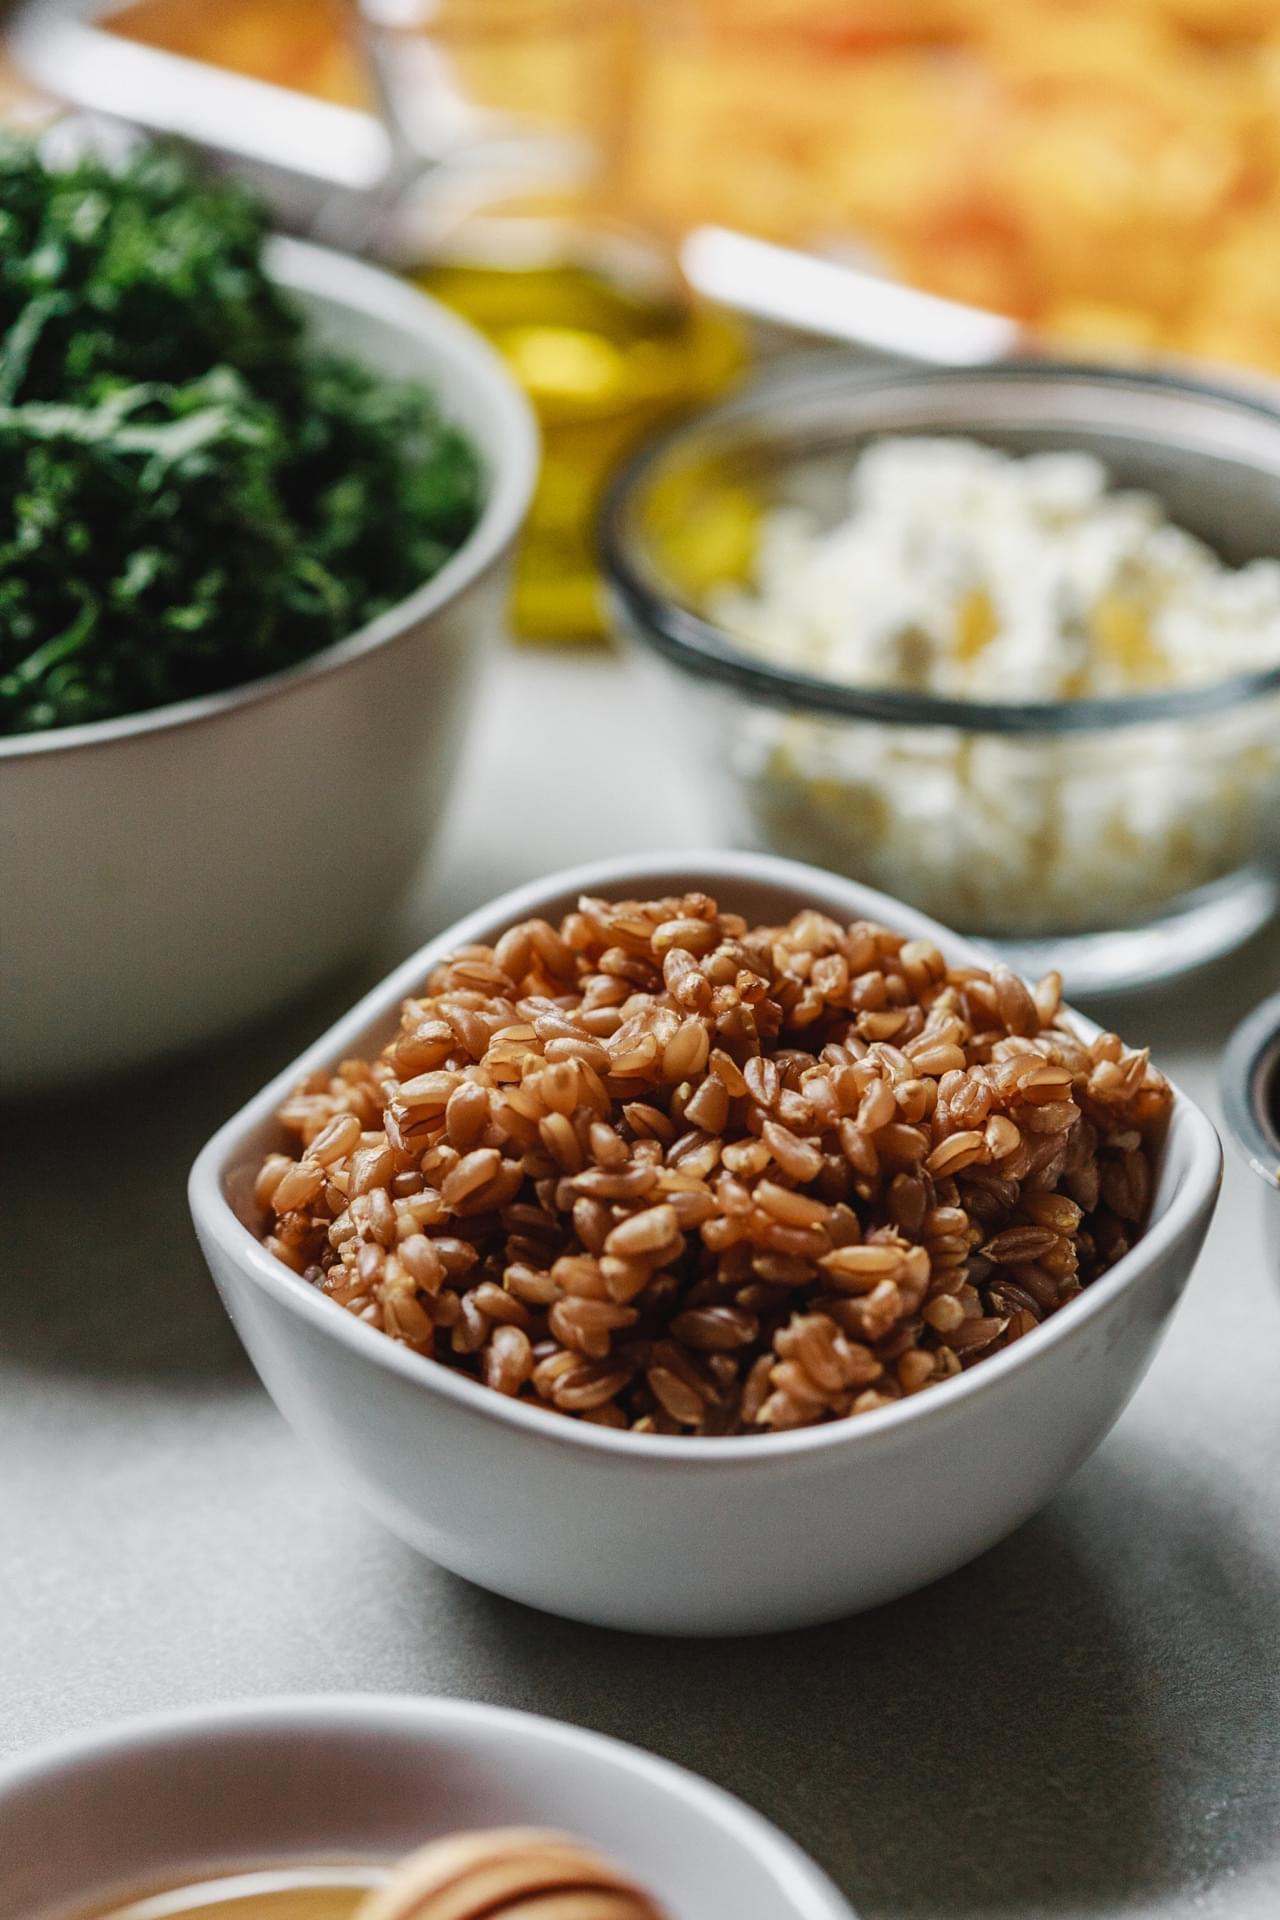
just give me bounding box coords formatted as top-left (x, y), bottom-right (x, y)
top-left (354, 1827), bottom-right (669, 1920)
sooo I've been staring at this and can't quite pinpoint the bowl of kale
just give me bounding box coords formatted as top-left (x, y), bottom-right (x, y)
top-left (0, 141), bottom-right (537, 1091)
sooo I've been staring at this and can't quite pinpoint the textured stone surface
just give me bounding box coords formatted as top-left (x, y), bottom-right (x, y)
top-left (4, 651), bottom-right (1278, 1918)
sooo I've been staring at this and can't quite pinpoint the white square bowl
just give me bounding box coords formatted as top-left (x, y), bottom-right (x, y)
top-left (190, 852), bottom-right (1222, 1635)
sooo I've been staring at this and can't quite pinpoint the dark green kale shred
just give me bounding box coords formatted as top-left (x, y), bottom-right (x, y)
top-left (0, 140), bottom-right (484, 734)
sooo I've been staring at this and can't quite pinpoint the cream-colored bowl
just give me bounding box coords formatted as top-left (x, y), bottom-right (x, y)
top-left (189, 852), bottom-right (1222, 1635)
top-left (0, 239), bottom-right (537, 1093)
top-left (0, 1694), bottom-right (855, 1920)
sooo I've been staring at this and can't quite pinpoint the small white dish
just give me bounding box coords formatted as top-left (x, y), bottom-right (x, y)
top-left (0, 1693), bottom-right (854, 1920)
top-left (0, 238), bottom-right (538, 1092)
top-left (190, 851), bottom-right (1222, 1635)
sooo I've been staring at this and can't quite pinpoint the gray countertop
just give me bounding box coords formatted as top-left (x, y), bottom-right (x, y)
top-left (4, 650), bottom-right (1279, 1920)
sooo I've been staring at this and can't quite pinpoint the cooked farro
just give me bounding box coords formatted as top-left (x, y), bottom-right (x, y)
top-left (255, 894), bottom-right (1172, 1436)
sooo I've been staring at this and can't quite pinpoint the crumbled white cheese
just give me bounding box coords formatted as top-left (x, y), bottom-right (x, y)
top-left (710, 438), bottom-right (1280, 937)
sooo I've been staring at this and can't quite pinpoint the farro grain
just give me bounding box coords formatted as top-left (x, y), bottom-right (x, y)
top-left (306, 1112), bottom-right (362, 1167)
top-left (925, 1130), bottom-right (988, 1177)
top-left (255, 893), bottom-right (1171, 1436)
top-left (269, 1161), bottom-right (326, 1213)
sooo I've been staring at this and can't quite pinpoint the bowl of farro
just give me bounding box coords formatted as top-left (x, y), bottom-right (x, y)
top-left (189, 851), bottom-right (1221, 1635)
top-left (1221, 989), bottom-right (1280, 1281)
top-left (0, 1694), bottom-right (854, 1920)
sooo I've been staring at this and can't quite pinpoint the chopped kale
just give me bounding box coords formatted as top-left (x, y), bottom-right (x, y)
top-left (0, 141), bottom-right (483, 734)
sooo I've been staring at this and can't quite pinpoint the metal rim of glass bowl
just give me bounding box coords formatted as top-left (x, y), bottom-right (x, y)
top-left (1221, 990), bottom-right (1280, 1191)
top-left (599, 357), bottom-right (1280, 735)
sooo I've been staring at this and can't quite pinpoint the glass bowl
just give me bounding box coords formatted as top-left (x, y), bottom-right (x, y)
top-left (600, 359), bottom-right (1280, 993)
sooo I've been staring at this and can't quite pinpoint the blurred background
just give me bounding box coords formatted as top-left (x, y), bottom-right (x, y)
top-left (6, 0), bottom-right (1280, 1044)
top-left (13, 0), bottom-right (1280, 640)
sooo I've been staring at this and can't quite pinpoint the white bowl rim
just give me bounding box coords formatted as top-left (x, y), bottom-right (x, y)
top-left (0, 235), bottom-right (538, 763)
top-left (0, 1691), bottom-right (855, 1920)
top-left (189, 849), bottom-right (1222, 1468)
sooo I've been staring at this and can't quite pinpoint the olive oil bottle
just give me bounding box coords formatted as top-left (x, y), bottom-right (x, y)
top-left (418, 228), bottom-right (742, 639)
top-left (361, 0), bottom-right (741, 638)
